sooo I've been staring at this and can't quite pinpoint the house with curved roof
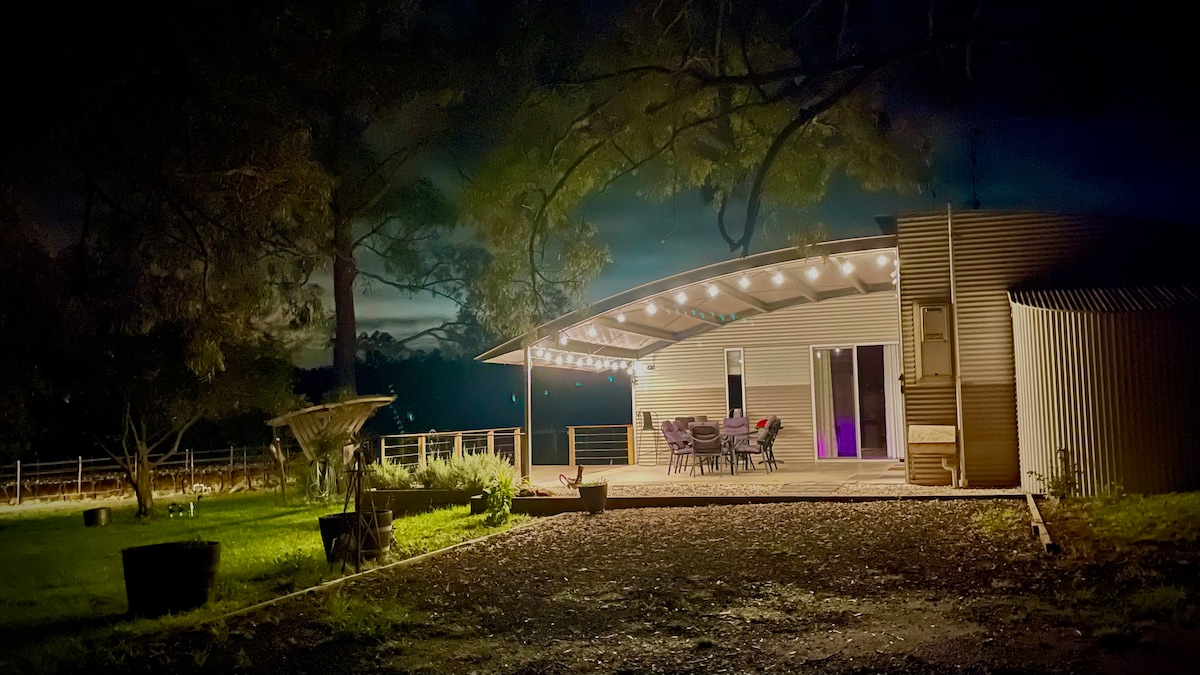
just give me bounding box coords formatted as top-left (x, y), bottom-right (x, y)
top-left (479, 210), bottom-right (1200, 494)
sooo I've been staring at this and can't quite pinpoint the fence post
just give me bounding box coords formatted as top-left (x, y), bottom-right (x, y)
top-left (486, 430), bottom-right (495, 456)
top-left (417, 436), bottom-right (427, 469)
top-left (626, 425), bottom-right (634, 465)
top-left (453, 433), bottom-right (463, 460)
top-left (189, 449), bottom-right (194, 489)
top-left (15, 460), bottom-right (20, 505)
top-left (242, 447), bottom-right (248, 489)
top-left (568, 427), bottom-right (577, 466)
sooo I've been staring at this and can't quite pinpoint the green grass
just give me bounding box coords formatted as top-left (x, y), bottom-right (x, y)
top-left (0, 491), bottom-right (522, 668)
top-left (1085, 492), bottom-right (1200, 543)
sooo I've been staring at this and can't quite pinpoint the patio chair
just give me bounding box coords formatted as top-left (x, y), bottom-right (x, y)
top-left (757, 418), bottom-right (782, 472)
top-left (641, 411), bottom-right (661, 463)
top-left (662, 421), bottom-right (693, 475)
top-left (722, 416), bottom-right (754, 470)
top-left (674, 416), bottom-right (695, 429)
top-left (689, 423), bottom-right (723, 475)
top-left (695, 415), bottom-right (708, 422)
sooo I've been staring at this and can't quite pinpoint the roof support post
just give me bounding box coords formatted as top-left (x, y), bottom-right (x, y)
top-left (522, 345), bottom-right (534, 480)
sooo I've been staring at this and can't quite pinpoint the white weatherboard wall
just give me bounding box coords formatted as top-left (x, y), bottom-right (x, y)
top-left (632, 292), bottom-right (900, 466)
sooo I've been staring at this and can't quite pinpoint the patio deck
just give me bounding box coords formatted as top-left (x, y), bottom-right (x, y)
top-left (527, 460), bottom-right (936, 497)
top-left (516, 461), bottom-right (1021, 511)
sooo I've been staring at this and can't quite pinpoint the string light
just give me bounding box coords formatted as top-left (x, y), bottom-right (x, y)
top-left (876, 254), bottom-right (889, 267)
top-left (772, 271), bottom-right (785, 286)
top-left (534, 347), bottom-right (545, 358)
top-left (616, 311), bottom-right (626, 323)
top-left (558, 333), bottom-right (569, 345)
top-left (806, 266), bottom-right (820, 281)
top-left (675, 291), bottom-right (687, 304)
top-left (646, 302), bottom-right (658, 315)
top-left (566, 354), bottom-right (575, 364)
top-left (618, 360), bottom-right (628, 369)
top-left (738, 275), bottom-right (750, 289)
top-left (555, 354), bottom-right (564, 365)
top-left (587, 325), bottom-right (598, 338)
top-left (706, 285), bottom-right (719, 298)
top-left (841, 261), bottom-right (855, 275)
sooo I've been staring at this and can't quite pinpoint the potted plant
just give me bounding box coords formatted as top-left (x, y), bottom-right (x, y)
top-left (122, 540), bottom-right (220, 617)
top-left (577, 479), bottom-right (608, 514)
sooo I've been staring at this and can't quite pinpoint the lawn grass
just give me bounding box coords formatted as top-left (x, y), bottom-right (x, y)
top-left (0, 490), bottom-right (521, 667)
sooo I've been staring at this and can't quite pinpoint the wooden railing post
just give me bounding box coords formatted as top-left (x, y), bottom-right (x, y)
top-left (486, 430), bottom-right (495, 456)
top-left (453, 433), bottom-right (464, 461)
top-left (77, 456), bottom-right (83, 496)
top-left (626, 424), bottom-right (634, 464)
top-left (417, 436), bottom-right (427, 469)
top-left (513, 429), bottom-right (523, 474)
top-left (15, 460), bottom-right (21, 505)
top-left (568, 427), bottom-right (577, 466)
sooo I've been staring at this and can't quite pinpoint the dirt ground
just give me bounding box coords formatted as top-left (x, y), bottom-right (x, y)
top-left (73, 499), bottom-right (1200, 674)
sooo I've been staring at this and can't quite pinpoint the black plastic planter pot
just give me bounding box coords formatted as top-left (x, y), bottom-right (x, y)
top-left (122, 541), bottom-right (220, 617)
top-left (83, 507), bottom-right (111, 527)
top-left (578, 484), bottom-right (608, 514)
top-left (318, 510), bottom-right (394, 563)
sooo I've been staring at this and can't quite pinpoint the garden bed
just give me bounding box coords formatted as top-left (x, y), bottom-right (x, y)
top-left (361, 488), bottom-right (479, 515)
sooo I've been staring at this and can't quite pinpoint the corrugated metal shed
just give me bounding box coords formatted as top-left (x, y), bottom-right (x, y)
top-left (1011, 288), bottom-right (1200, 495)
top-left (1009, 287), bottom-right (1200, 312)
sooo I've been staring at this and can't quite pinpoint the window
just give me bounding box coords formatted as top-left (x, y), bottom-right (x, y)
top-left (725, 348), bottom-right (745, 415)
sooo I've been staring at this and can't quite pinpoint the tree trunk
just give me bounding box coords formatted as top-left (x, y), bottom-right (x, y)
top-left (332, 209), bottom-right (358, 394)
top-left (133, 441), bottom-right (154, 518)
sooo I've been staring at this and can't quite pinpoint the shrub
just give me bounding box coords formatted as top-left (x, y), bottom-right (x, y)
top-left (370, 461), bottom-right (414, 490)
top-left (415, 458), bottom-right (453, 489)
top-left (415, 454), bottom-right (515, 492)
top-left (482, 470), bottom-right (517, 526)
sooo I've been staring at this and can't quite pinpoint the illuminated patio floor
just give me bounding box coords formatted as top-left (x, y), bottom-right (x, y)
top-left (527, 460), bottom-right (909, 493)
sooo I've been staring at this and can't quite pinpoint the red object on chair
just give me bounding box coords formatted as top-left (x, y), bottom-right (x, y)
top-left (756, 418), bottom-right (768, 428)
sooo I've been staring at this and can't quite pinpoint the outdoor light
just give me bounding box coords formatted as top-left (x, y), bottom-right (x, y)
top-left (876, 254), bottom-right (889, 267)
top-left (616, 311), bottom-right (626, 323)
top-left (618, 360), bottom-right (628, 369)
top-left (772, 271), bottom-right (785, 286)
top-left (587, 325), bottom-right (598, 337)
top-left (840, 261), bottom-right (854, 275)
top-left (738, 275), bottom-right (750, 289)
top-left (544, 351), bottom-right (553, 362)
top-left (646, 302), bottom-right (658, 315)
top-left (806, 266), bottom-right (820, 281)
top-left (583, 356), bottom-right (593, 366)
top-left (559, 333), bottom-right (569, 345)
top-left (534, 347), bottom-right (545, 358)
top-left (567, 354), bottom-right (575, 364)
top-left (707, 285), bottom-right (719, 298)
top-left (675, 291), bottom-right (687, 304)
top-left (555, 354), bottom-right (564, 365)
top-left (626, 368), bottom-right (634, 375)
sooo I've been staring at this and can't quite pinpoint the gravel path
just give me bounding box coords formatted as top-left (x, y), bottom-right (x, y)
top-left (77, 498), bottom-right (1200, 675)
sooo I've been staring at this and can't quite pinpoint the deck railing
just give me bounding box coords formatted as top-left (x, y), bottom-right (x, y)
top-left (378, 428), bottom-right (523, 469)
top-left (567, 425), bottom-right (634, 465)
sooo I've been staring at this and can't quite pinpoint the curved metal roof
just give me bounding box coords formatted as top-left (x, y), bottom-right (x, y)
top-left (477, 234), bottom-right (898, 368)
top-left (1009, 286), bottom-right (1200, 312)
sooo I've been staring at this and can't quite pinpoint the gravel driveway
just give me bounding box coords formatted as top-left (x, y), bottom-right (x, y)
top-left (81, 499), bottom-right (1200, 675)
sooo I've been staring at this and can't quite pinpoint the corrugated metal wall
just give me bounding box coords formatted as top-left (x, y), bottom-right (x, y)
top-left (897, 212), bottom-right (1109, 487)
top-left (1012, 300), bottom-right (1200, 495)
top-left (633, 292), bottom-right (900, 466)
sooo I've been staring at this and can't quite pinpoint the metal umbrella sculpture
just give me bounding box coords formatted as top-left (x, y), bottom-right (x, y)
top-left (267, 396), bottom-right (394, 501)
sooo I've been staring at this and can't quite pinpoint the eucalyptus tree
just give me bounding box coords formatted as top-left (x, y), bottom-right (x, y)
top-left (466, 0), bottom-right (954, 333)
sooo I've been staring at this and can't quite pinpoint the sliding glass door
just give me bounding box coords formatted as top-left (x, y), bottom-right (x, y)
top-left (813, 344), bottom-right (903, 460)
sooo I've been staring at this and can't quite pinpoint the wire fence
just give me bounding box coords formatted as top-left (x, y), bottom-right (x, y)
top-left (1, 446), bottom-right (279, 505)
